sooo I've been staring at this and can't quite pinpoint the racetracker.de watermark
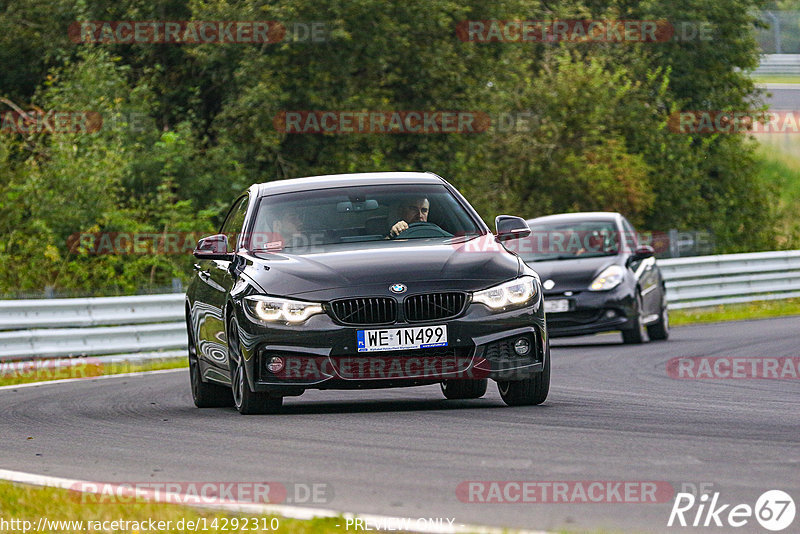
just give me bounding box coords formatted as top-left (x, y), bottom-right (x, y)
top-left (273, 111), bottom-right (491, 134)
top-left (669, 111), bottom-right (800, 134)
top-left (69, 21), bottom-right (329, 44)
top-left (0, 358), bottom-right (105, 381)
top-left (461, 230), bottom-right (676, 256)
top-left (456, 20), bottom-right (712, 43)
top-left (69, 481), bottom-right (332, 505)
top-left (1, 110), bottom-right (102, 134)
top-left (66, 232), bottom-right (332, 255)
top-left (68, 232), bottom-right (208, 255)
top-left (456, 481), bottom-right (674, 503)
top-left (68, 230), bottom-right (690, 256)
top-left (264, 354), bottom-right (495, 381)
top-left (667, 356), bottom-right (800, 379)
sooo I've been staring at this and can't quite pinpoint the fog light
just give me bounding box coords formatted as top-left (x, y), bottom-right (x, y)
top-left (605, 310), bottom-right (617, 319)
top-left (266, 356), bottom-right (285, 374)
top-left (513, 338), bottom-right (531, 356)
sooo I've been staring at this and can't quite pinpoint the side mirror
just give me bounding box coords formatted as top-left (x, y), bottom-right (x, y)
top-left (629, 245), bottom-right (655, 263)
top-left (193, 234), bottom-right (233, 261)
top-left (495, 215), bottom-right (531, 242)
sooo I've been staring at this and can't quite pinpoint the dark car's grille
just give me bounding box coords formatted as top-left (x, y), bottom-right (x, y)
top-left (404, 292), bottom-right (467, 322)
top-left (329, 297), bottom-right (396, 325)
top-left (548, 310), bottom-right (603, 328)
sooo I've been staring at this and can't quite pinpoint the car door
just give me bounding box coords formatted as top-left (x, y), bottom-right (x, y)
top-left (196, 194), bottom-right (250, 378)
top-left (623, 217), bottom-right (659, 316)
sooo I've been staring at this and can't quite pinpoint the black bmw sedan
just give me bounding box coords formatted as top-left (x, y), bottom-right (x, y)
top-left (510, 212), bottom-right (669, 344)
top-left (185, 172), bottom-right (549, 414)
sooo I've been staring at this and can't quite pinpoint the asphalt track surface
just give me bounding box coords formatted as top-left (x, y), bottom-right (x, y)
top-left (763, 83), bottom-right (800, 110)
top-left (2, 317), bottom-right (799, 533)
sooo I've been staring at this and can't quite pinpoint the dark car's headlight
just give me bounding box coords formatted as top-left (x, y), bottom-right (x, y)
top-left (473, 276), bottom-right (538, 310)
top-left (243, 295), bottom-right (323, 324)
top-left (589, 265), bottom-right (625, 291)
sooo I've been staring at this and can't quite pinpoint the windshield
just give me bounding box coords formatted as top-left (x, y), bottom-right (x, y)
top-left (513, 220), bottom-right (622, 262)
top-left (247, 183), bottom-right (482, 252)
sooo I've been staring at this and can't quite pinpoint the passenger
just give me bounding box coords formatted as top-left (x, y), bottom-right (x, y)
top-left (263, 207), bottom-right (304, 247)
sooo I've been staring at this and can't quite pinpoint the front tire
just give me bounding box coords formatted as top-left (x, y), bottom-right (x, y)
top-left (497, 345), bottom-right (550, 406)
top-left (647, 299), bottom-right (670, 341)
top-left (441, 379), bottom-right (487, 400)
top-left (621, 292), bottom-right (646, 344)
top-left (228, 316), bottom-right (282, 415)
top-left (187, 312), bottom-right (233, 408)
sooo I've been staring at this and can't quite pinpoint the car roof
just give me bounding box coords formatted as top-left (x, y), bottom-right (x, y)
top-left (526, 211), bottom-right (622, 225)
top-left (253, 172), bottom-right (446, 196)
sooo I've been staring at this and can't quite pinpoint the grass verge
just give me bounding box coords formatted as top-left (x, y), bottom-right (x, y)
top-left (0, 480), bottom-right (345, 533)
top-left (751, 138), bottom-right (800, 250)
top-left (752, 75), bottom-right (800, 84)
top-left (0, 358), bottom-right (188, 387)
top-left (670, 297), bottom-right (800, 326)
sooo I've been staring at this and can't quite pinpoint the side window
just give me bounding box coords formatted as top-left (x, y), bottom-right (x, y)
top-left (220, 195), bottom-right (249, 252)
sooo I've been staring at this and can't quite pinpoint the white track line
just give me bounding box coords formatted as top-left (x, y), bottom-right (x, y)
top-left (0, 368), bottom-right (186, 392)
top-left (0, 468), bottom-right (545, 534)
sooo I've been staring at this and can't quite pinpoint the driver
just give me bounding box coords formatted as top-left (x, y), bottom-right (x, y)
top-left (576, 231), bottom-right (605, 255)
top-left (388, 197), bottom-right (429, 237)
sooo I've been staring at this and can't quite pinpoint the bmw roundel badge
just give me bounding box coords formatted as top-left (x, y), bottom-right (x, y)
top-left (390, 283), bottom-right (407, 294)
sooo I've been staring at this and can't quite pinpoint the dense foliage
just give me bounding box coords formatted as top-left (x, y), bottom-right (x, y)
top-left (0, 0), bottom-right (784, 295)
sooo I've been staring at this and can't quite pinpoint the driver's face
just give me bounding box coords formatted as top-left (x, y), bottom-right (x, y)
top-left (402, 199), bottom-right (429, 223)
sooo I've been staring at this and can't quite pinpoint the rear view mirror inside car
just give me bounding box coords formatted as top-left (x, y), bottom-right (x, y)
top-left (337, 199), bottom-right (379, 212)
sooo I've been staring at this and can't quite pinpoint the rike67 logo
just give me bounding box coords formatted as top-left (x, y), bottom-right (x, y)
top-left (668, 490), bottom-right (795, 531)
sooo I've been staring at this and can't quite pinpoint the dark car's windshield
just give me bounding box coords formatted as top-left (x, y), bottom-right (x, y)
top-left (247, 183), bottom-right (482, 251)
top-left (513, 220), bottom-right (622, 262)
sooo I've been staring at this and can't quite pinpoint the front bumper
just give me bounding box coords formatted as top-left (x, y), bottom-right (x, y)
top-left (235, 299), bottom-right (547, 395)
top-left (544, 285), bottom-right (637, 337)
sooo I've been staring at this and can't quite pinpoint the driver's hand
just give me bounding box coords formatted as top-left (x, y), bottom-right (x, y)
top-left (389, 220), bottom-right (408, 237)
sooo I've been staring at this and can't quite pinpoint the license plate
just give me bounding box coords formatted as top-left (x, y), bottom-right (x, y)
top-left (544, 299), bottom-right (570, 313)
top-left (357, 325), bottom-right (448, 352)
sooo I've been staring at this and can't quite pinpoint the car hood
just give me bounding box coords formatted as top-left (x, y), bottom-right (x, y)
top-left (244, 235), bottom-right (521, 300)
top-left (524, 255), bottom-right (619, 293)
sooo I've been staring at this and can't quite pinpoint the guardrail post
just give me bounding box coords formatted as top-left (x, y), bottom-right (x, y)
top-left (668, 229), bottom-right (679, 258)
top-left (765, 11), bottom-right (782, 54)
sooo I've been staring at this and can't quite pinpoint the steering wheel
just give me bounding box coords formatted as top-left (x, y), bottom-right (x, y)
top-left (391, 222), bottom-right (453, 239)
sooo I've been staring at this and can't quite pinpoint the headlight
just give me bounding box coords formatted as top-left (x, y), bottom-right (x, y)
top-left (473, 276), bottom-right (538, 310)
top-left (243, 295), bottom-right (323, 324)
top-left (589, 265), bottom-right (625, 291)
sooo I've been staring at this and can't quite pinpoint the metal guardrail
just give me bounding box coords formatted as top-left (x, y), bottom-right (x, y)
top-left (1, 250), bottom-right (799, 361)
top-left (0, 293), bottom-right (184, 330)
top-left (659, 250), bottom-right (800, 309)
top-left (753, 54), bottom-right (800, 75)
top-left (0, 294), bottom-right (186, 362)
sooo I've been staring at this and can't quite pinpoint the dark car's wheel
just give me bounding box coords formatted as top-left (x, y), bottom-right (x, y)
top-left (621, 292), bottom-right (646, 344)
top-left (441, 379), bottom-right (487, 400)
top-left (187, 313), bottom-right (233, 408)
top-left (497, 345), bottom-right (550, 406)
top-left (228, 316), bottom-right (282, 415)
top-left (647, 297), bottom-right (670, 341)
